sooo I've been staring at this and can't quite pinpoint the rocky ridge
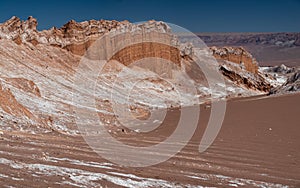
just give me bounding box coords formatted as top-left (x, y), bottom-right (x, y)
top-left (269, 68), bottom-right (300, 94)
top-left (209, 46), bottom-right (272, 92)
top-left (210, 46), bottom-right (258, 73)
top-left (0, 16), bottom-right (296, 134)
top-left (0, 16), bottom-right (174, 56)
top-left (198, 32), bottom-right (300, 47)
top-left (0, 16), bottom-right (274, 92)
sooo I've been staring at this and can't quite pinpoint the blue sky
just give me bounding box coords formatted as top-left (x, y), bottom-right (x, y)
top-left (0, 0), bottom-right (299, 32)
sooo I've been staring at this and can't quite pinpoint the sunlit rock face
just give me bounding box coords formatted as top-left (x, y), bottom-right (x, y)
top-left (0, 16), bottom-right (293, 134)
top-left (210, 46), bottom-right (259, 73)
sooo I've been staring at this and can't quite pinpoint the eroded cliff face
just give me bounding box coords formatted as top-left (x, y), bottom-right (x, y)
top-left (0, 16), bottom-right (173, 56)
top-left (219, 62), bottom-right (271, 92)
top-left (209, 46), bottom-right (272, 92)
top-left (0, 16), bottom-right (284, 134)
top-left (210, 46), bottom-right (259, 73)
top-left (0, 16), bottom-right (132, 55)
top-left (0, 17), bottom-right (191, 134)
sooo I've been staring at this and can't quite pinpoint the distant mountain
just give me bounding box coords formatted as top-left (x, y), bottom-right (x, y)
top-left (197, 33), bottom-right (300, 67)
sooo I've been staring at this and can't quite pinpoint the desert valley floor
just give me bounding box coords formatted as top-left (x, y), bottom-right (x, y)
top-left (0, 93), bottom-right (299, 188)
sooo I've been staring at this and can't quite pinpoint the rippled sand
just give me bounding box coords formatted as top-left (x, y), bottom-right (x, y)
top-left (0, 93), bottom-right (299, 187)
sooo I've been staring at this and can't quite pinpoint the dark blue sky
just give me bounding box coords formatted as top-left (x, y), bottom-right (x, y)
top-left (0, 0), bottom-right (299, 32)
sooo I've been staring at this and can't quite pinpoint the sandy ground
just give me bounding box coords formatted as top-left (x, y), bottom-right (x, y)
top-left (0, 93), bottom-right (299, 187)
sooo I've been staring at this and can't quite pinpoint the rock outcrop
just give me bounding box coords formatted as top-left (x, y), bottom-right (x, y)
top-left (0, 81), bottom-right (34, 118)
top-left (197, 33), bottom-right (300, 67)
top-left (209, 46), bottom-right (273, 92)
top-left (2, 78), bottom-right (41, 97)
top-left (1, 16), bottom-right (295, 134)
top-left (210, 46), bottom-right (259, 73)
top-left (0, 16), bottom-right (176, 56)
top-left (0, 16), bottom-right (130, 55)
top-left (264, 64), bottom-right (296, 74)
top-left (219, 61), bottom-right (271, 92)
top-left (270, 70), bottom-right (300, 94)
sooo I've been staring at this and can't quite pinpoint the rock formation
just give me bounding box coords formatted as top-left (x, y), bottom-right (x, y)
top-left (264, 64), bottom-right (296, 74)
top-left (210, 46), bottom-right (259, 73)
top-left (0, 81), bottom-right (33, 118)
top-left (270, 70), bottom-right (300, 94)
top-left (0, 16), bottom-right (296, 134)
top-left (0, 16), bottom-right (175, 56)
top-left (197, 32), bottom-right (300, 67)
